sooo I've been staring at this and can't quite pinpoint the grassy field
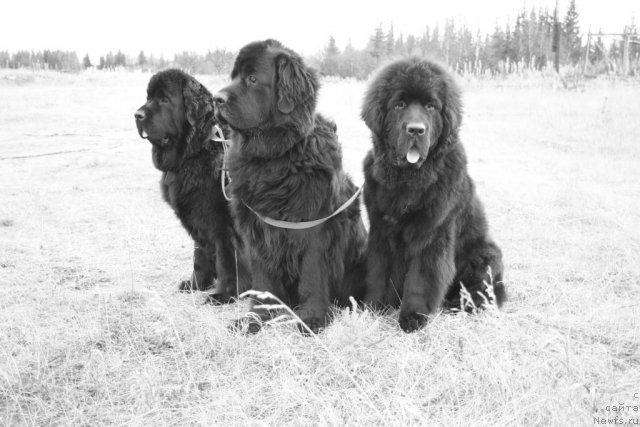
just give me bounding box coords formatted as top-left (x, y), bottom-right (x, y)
top-left (1, 69), bottom-right (639, 426)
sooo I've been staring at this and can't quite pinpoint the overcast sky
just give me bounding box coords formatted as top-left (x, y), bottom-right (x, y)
top-left (1, 0), bottom-right (638, 61)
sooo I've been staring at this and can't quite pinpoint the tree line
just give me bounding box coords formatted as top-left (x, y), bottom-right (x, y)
top-left (0, 48), bottom-right (236, 74)
top-left (315, 0), bottom-right (639, 78)
top-left (1, 1), bottom-right (638, 78)
top-left (0, 50), bottom-right (82, 71)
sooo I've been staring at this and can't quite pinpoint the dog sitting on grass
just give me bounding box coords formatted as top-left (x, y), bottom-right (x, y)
top-left (360, 58), bottom-right (506, 332)
top-left (135, 69), bottom-right (249, 303)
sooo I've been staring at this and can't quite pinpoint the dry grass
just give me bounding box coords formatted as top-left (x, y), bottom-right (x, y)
top-left (1, 69), bottom-right (639, 426)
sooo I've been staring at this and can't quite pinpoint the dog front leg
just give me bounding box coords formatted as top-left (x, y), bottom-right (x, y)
top-left (296, 238), bottom-right (331, 334)
top-left (232, 261), bottom-right (285, 334)
top-left (363, 224), bottom-right (393, 309)
top-left (398, 237), bottom-right (455, 333)
top-left (180, 244), bottom-right (215, 292)
top-left (207, 231), bottom-right (238, 304)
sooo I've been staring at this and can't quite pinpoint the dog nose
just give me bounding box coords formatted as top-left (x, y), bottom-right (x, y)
top-left (213, 91), bottom-right (228, 106)
top-left (406, 123), bottom-right (426, 136)
top-left (134, 109), bottom-right (146, 121)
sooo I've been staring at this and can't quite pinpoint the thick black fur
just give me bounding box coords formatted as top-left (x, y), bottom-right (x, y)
top-left (361, 58), bottom-right (506, 332)
top-left (214, 40), bottom-right (367, 334)
top-left (134, 69), bottom-right (250, 302)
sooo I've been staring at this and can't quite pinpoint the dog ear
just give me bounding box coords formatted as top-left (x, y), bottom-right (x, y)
top-left (182, 78), bottom-right (213, 127)
top-left (439, 85), bottom-right (462, 144)
top-left (437, 70), bottom-right (463, 144)
top-left (361, 82), bottom-right (386, 136)
top-left (275, 52), bottom-right (317, 114)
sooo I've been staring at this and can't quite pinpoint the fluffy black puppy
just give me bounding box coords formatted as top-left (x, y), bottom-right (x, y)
top-left (361, 58), bottom-right (506, 332)
top-left (214, 39), bottom-right (367, 334)
top-left (134, 69), bottom-right (249, 302)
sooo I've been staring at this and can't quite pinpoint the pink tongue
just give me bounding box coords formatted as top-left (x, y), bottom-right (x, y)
top-left (406, 148), bottom-right (420, 163)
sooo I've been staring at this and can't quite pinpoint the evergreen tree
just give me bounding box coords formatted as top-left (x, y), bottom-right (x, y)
top-left (534, 8), bottom-right (554, 69)
top-left (405, 34), bottom-right (417, 55)
top-left (340, 40), bottom-right (356, 78)
top-left (62, 51), bottom-right (80, 71)
top-left (443, 18), bottom-right (456, 64)
top-left (386, 24), bottom-right (395, 56)
top-left (369, 25), bottom-right (386, 62)
top-left (488, 25), bottom-right (507, 72)
top-left (563, 0), bottom-right (581, 65)
top-left (105, 52), bottom-right (114, 70)
top-left (457, 26), bottom-right (475, 71)
top-left (32, 50), bottom-right (43, 68)
top-left (114, 50), bottom-right (126, 67)
top-left (321, 36), bottom-right (340, 76)
top-left (82, 53), bottom-right (92, 69)
top-left (326, 36), bottom-right (339, 56)
top-left (0, 51), bottom-right (9, 68)
top-left (394, 34), bottom-right (406, 56)
top-left (513, 9), bottom-right (526, 63)
top-left (504, 23), bottom-right (517, 65)
top-left (429, 25), bottom-right (441, 58)
top-left (138, 50), bottom-right (147, 67)
top-left (418, 26), bottom-right (431, 56)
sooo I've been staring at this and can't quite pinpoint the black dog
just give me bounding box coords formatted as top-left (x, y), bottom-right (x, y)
top-left (135, 69), bottom-right (249, 302)
top-left (214, 40), bottom-right (367, 333)
top-left (361, 58), bottom-right (506, 332)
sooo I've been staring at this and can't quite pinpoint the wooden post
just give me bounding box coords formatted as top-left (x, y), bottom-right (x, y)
top-left (552, 0), bottom-right (561, 73)
top-left (583, 29), bottom-right (592, 76)
top-left (622, 31), bottom-right (630, 76)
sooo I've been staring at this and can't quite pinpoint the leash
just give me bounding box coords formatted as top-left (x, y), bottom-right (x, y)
top-left (212, 124), bottom-right (363, 230)
top-left (212, 125), bottom-right (233, 202)
top-left (242, 185), bottom-right (363, 230)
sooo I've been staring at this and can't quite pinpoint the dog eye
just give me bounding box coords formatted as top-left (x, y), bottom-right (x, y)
top-left (160, 97), bottom-right (170, 104)
top-left (425, 103), bottom-right (435, 111)
top-left (247, 75), bottom-right (257, 85)
top-left (394, 101), bottom-right (406, 110)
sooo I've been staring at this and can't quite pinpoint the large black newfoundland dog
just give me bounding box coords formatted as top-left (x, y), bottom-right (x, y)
top-left (214, 39), bottom-right (367, 334)
top-left (361, 58), bottom-right (506, 332)
top-left (134, 69), bottom-right (249, 302)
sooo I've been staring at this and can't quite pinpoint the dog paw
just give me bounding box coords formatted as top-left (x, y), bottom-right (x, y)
top-left (399, 312), bottom-right (428, 333)
top-left (229, 316), bottom-right (262, 335)
top-left (178, 280), bottom-right (196, 292)
top-left (178, 279), bottom-right (210, 292)
top-left (204, 292), bottom-right (236, 305)
top-left (297, 316), bottom-right (325, 335)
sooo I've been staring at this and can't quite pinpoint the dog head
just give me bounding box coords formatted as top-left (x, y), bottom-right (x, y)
top-left (362, 58), bottom-right (462, 168)
top-left (134, 69), bottom-right (216, 170)
top-left (213, 39), bottom-right (319, 137)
